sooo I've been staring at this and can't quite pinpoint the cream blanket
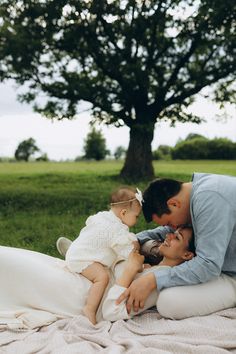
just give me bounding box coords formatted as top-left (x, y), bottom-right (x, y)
top-left (1, 307), bottom-right (236, 353)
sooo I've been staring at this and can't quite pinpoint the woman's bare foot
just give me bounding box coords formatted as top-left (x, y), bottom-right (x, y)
top-left (83, 305), bottom-right (97, 325)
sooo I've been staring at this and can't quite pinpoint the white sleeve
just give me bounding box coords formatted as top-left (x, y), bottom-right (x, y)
top-left (102, 285), bottom-right (130, 321)
top-left (111, 231), bottom-right (137, 260)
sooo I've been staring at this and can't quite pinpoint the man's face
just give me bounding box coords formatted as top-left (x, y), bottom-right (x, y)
top-left (152, 203), bottom-right (188, 229)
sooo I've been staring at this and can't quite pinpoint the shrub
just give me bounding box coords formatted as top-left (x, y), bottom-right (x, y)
top-left (153, 145), bottom-right (173, 160)
top-left (172, 138), bottom-right (209, 159)
top-left (172, 137), bottom-right (236, 160)
top-left (208, 138), bottom-right (236, 159)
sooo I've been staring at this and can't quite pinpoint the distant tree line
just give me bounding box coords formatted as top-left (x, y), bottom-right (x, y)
top-left (153, 134), bottom-right (236, 160)
top-left (1, 128), bottom-right (126, 162)
top-left (79, 128), bottom-right (127, 161)
top-left (14, 138), bottom-right (49, 162)
top-left (1, 131), bottom-right (235, 163)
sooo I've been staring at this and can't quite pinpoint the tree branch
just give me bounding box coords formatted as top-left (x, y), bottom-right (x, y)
top-left (164, 34), bottom-right (201, 93)
top-left (82, 17), bottom-right (130, 94)
top-left (166, 68), bottom-right (234, 106)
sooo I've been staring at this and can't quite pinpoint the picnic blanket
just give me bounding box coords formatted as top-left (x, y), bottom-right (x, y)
top-left (1, 307), bottom-right (236, 353)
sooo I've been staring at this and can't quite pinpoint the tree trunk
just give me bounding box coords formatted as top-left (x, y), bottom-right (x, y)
top-left (120, 123), bottom-right (155, 181)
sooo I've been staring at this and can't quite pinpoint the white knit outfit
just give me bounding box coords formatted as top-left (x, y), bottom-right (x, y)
top-left (66, 210), bottom-right (137, 273)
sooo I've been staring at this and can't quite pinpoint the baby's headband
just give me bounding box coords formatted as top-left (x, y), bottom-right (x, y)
top-left (110, 188), bottom-right (143, 207)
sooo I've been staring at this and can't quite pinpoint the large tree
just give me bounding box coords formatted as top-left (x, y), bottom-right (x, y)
top-left (0, 1), bottom-right (235, 179)
top-left (15, 137), bottom-right (40, 161)
top-left (83, 128), bottom-right (109, 160)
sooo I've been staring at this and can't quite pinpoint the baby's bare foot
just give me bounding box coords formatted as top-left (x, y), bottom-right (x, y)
top-left (83, 306), bottom-right (97, 325)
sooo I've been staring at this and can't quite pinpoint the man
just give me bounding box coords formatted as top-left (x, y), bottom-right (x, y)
top-left (117, 173), bottom-right (236, 319)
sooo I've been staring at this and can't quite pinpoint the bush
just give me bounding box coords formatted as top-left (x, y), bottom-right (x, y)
top-left (153, 145), bottom-right (173, 160)
top-left (208, 138), bottom-right (236, 159)
top-left (36, 153), bottom-right (49, 162)
top-left (172, 138), bottom-right (209, 159)
top-left (114, 146), bottom-right (126, 160)
top-left (184, 133), bottom-right (207, 141)
top-left (172, 137), bottom-right (236, 160)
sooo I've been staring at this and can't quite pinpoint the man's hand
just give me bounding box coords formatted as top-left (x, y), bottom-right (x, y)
top-left (116, 272), bottom-right (157, 313)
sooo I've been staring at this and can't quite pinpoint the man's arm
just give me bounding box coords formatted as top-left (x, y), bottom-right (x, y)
top-left (136, 226), bottom-right (174, 245)
top-left (155, 191), bottom-right (235, 291)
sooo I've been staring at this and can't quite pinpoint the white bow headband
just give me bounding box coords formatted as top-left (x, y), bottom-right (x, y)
top-left (110, 188), bottom-right (143, 207)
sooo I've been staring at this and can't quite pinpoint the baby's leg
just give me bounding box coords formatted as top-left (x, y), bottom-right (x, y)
top-left (82, 262), bottom-right (109, 324)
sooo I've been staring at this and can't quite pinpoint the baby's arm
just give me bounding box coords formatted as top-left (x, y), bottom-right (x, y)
top-left (111, 229), bottom-right (137, 260)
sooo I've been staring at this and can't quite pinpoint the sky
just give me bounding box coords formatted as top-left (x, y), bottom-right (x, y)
top-left (0, 81), bottom-right (235, 161)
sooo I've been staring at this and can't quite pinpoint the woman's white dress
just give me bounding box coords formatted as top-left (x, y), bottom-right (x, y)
top-left (0, 246), bottom-right (91, 329)
top-left (0, 246), bottom-right (164, 329)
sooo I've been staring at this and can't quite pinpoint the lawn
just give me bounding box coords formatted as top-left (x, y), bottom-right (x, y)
top-left (0, 160), bottom-right (235, 256)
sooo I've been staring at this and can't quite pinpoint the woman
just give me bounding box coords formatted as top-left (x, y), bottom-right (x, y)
top-left (0, 227), bottom-right (193, 330)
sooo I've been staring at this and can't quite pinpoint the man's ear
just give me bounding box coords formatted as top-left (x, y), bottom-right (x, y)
top-left (152, 214), bottom-right (159, 224)
top-left (182, 251), bottom-right (194, 261)
top-left (167, 198), bottom-right (181, 209)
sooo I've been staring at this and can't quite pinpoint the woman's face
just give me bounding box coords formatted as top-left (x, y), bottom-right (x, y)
top-left (159, 228), bottom-right (193, 260)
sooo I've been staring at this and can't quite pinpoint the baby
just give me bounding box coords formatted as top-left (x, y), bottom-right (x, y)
top-left (65, 186), bottom-right (143, 324)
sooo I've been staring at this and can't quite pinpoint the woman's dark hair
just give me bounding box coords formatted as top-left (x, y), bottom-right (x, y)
top-left (142, 178), bottom-right (183, 222)
top-left (188, 230), bottom-right (195, 255)
top-left (181, 225), bottom-right (195, 255)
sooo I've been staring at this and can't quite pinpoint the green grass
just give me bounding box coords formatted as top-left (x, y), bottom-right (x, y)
top-left (0, 161), bottom-right (122, 176)
top-left (153, 160), bottom-right (236, 179)
top-left (0, 160), bottom-right (235, 257)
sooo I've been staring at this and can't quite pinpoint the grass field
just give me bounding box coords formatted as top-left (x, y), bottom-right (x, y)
top-left (0, 160), bottom-right (235, 256)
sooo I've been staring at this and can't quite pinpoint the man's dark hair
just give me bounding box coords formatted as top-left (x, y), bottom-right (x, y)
top-left (142, 178), bottom-right (183, 222)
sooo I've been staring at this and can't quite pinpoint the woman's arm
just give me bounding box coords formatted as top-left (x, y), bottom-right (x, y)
top-left (102, 250), bottom-right (144, 321)
top-left (116, 250), bottom-right (144, 288)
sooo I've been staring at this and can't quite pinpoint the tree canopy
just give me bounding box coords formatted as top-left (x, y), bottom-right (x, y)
top-left (83, 128), bottom-right (109, 160)
top-left (0, 0), bottom-right (235, 179)
top-left (15, 137), bottom-right (40, 161)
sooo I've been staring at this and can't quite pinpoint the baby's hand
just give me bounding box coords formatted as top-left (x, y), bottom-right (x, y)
top-left (132, 240), bottom-right (140, 252)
